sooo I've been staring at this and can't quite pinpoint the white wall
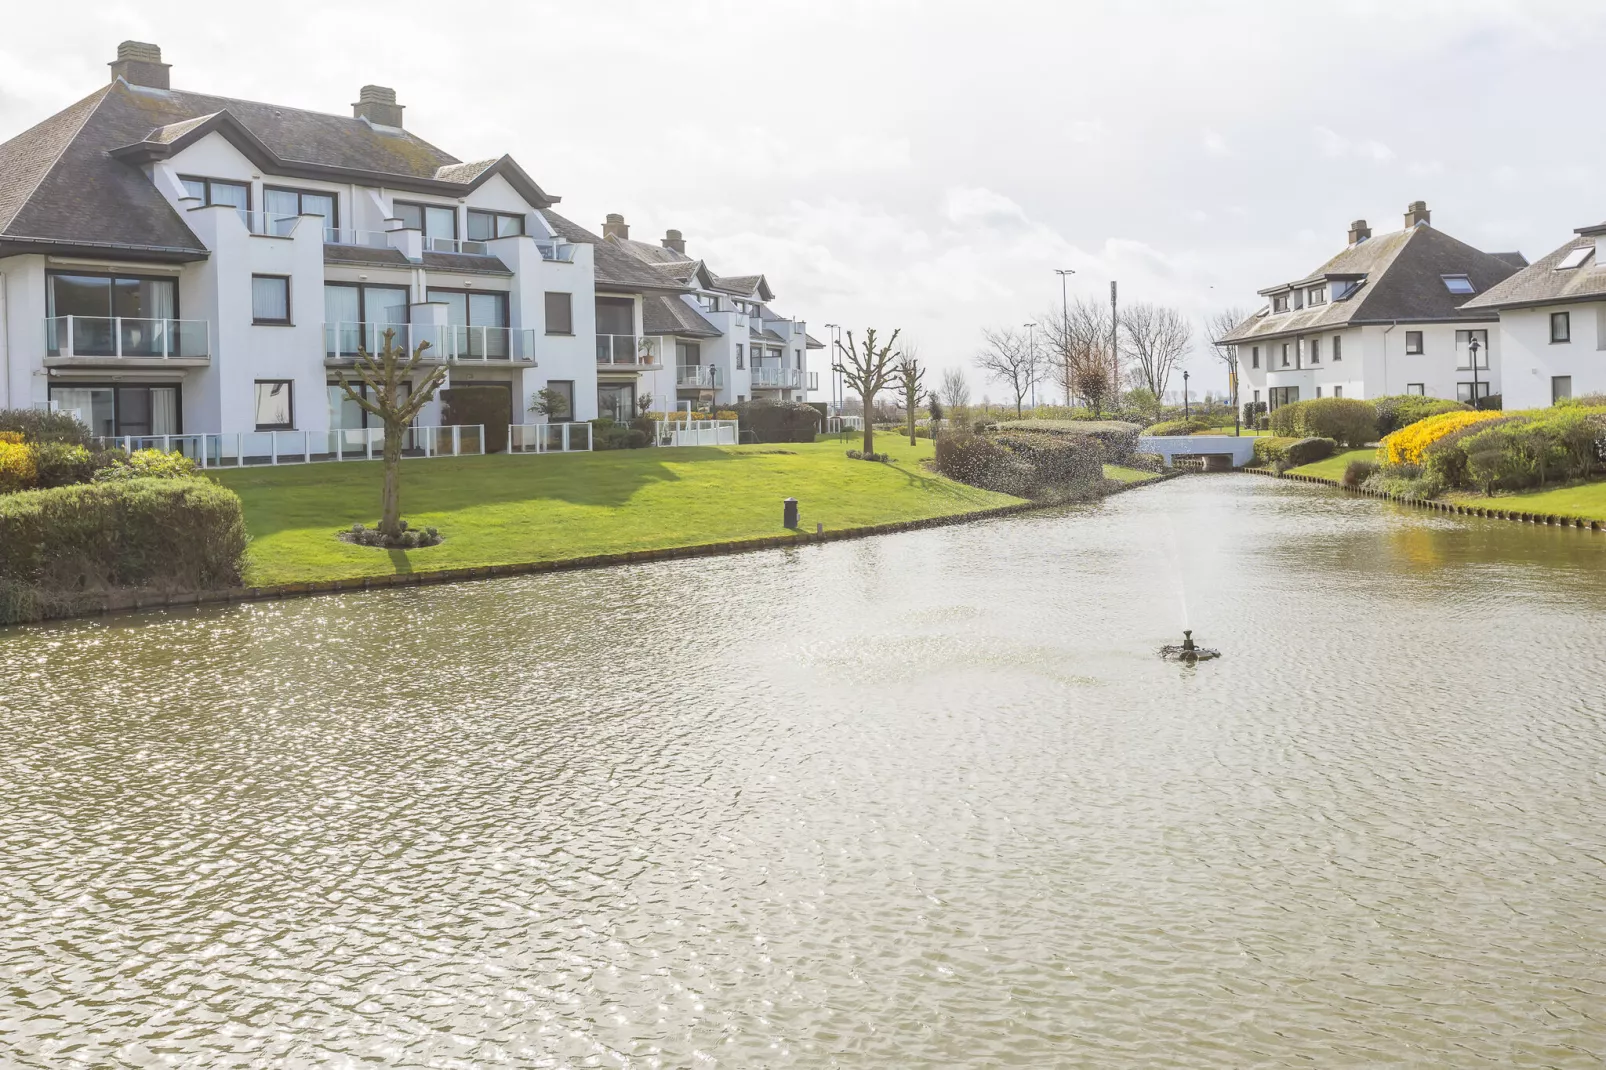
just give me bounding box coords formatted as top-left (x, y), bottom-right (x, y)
top-left (1239, 321), bottom-right (1500, 405)
top-left (1496, 302), bottom-right (1605, 409)
top-left (0, 255), bottom-right (47, 410)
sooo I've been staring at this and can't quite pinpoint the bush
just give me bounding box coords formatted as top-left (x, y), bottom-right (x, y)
top-left (1361, 462), bottom-right (1446, 501)
top-left (341, 521), bottom-right (442, 549)
top-left (1268, 398), bottom-right (1377, 447)
top-left (735, 400), bottom-right (821, 443)
top-left (997, 420), bottom-right (1140, 462)
top-left (93, 448), bottom-right (199, 482)
top-left (1380, 409), bottom-right (1504, 465)
top-left (0, 431), bottom-right (21, 445)
top-left (440, 386), bottom-right (512, 454)
top-left (845, 449), bottom-right (889, 462)
top-left (1252, 436), bottom-right (1334, 473)
top-left (934, 429), bottom-right (1104, 500)
top-left (1142, 417), bottom-right (1214, 436)
top-left (0, 478), bottom-right (248, 624)
top-left (0, 408), bottom-right (95, 447)
top-left (589, 418), bottom-right (650, 450)
top-left (1342, 459), bottom-right (1378, 487)
top-left (31, 442), bottom-right (98, 489)
top-left (1373, 395), bottom-right (1468, 437)
top-left (0, 440), bottom-right (39, 493)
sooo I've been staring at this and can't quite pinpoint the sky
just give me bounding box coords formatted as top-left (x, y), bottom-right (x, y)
top-left (4, 0), bottom-right (1605, 400)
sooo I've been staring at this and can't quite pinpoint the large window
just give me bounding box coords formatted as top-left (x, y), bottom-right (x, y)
top-left (1268, 385), bottom-right (1299, 409)
top-left (48, 384), bottom-right (179, 438)
top-left (179, 175), bottom-right (249, 210)
top-left (1405, 331), bottom-right (1423, 355)
top-left (676, 341), bottom-right (702, 365)
top-left (427, 288), bottom-right (509, 359)
top-left (1553, 376), bottom-right (1572, 403)
top-left (597, 382), bottom-right (635, 422)
top-left (394, 200), bottom-right (457, 239)
top-left (46, 272), bottom-right (178, 356)
top-left (543, 380), bottom-right (574, 421)
top-left (544, 292), bottom-right (573, 334)
top-left (1550, 311), bottom-right (1571, 343)
top-left (328, 380), bottom-right (409, 430)
top-left (264, 186), bottom-right (338, 236)
top-left (254, 381), bottom-right (294, 430)
top-left (252, 275), bottom-right (290, 325)
top-left (466, 209), bottom-right (524, 240)
top-left (324, 283), bottom-right (409, 356)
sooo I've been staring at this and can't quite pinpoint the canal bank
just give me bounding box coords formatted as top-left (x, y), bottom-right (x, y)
top-left (1243, 466), bottom-right (1606, 531)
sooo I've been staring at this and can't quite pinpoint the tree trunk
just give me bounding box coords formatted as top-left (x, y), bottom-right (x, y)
top-left (907, 398), bottom-right (916, 445)
top-left (860, 388), bottom-right (874, 455)
top-left (380, 420), bottom-right (404, 536)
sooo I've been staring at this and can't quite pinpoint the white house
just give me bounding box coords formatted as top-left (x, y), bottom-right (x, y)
top-left (1460, 220), bottom-right (1606, 408)
top-left (0, 41), bottom-right (820, 453)
top-left (1223, 202), bottom-right (1525, 410)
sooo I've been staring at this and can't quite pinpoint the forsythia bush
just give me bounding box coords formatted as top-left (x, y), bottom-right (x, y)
top-left (0, 431), bottom-right (23, 445)
top-left (1380, 409), bottom-right (1504, 465)
top-left (0, 440), bottom-right (38, 493)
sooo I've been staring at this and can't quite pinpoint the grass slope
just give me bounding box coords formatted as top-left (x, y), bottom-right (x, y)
top-left (1287, 448), bottom-right (1376, 481)
top-left (1103, 464), bottom-right (1160, 484)
top-left (216, 438), bottom-right (1023, 586)
top-left (1447, 480), bottom-right (1606, 522)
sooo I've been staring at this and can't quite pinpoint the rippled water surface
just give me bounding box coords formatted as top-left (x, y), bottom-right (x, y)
top-left (4, 477), bottom-right (1606, 1067)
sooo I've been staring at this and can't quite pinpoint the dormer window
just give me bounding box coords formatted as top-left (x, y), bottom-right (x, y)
top-left (1272, 293), bottom-right (1289, 313)
top-left (698, 294), bottom-right (721, 312)
top-left (1441, 274), bottom-right (1475, 294)
top-left (1556, 246), bottom-right (1593, 270)
top-left (1307, 285), bottom-right (1327, 306)
top-left (180, 175), bottom-right (249, 211)
top-left (395, 200), bottom-right (456, 239)
top-left (466, 209), bottom-right (524, 240)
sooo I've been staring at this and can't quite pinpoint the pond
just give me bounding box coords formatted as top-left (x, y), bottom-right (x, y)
top-left (3, 476), bottom-right (1604, 1067)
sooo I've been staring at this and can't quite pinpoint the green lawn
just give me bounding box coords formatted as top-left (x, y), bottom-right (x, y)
top-left (1447, 479), bottom-right (1606, 522)
top-left (214, 438), bottom-right (1024, 586)
top-left (1104, 464), bottom-right (1160, 484)
top-left (1286, 448), bottom-right (1377, 481)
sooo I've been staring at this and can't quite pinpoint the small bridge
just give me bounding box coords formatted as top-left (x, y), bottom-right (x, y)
top-left (1138, 434), bottom-right (1258, 470)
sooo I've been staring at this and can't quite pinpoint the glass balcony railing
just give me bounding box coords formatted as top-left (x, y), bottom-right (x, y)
top-left (323, 323), bottom-right (536, 363)
top-left (45, 316), bottom-right (210, 360)
top-left (596, 335), bottom-right (662, 366)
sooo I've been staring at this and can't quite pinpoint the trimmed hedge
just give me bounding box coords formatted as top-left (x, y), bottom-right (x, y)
top-left (440, 386), bottom-right (512, 454)
top-left (1142, 417), bottom-right (1214, 437)
top-left (1268, 397), bottom-right (1377, 447)
top-left (0, 477), bottom-right (248, 624)
top-left (1253, 436), bottom-right (1335, 473)
top-left (734, 400), bottom-right (821, 443)
top-left (1373, 395), bottom-right (1467, 437)
top-left (0, 408), bottom-right (95, 447)
top-left (997, 419), bottom-right (1140, 462)
top-left (934, 429), bottom-right (1104, 500)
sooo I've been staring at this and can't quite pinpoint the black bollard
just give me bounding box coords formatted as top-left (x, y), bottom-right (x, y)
top-left (783, 497), bottom-right (799, 529)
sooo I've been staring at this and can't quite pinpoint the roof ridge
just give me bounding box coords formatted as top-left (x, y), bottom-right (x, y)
top-left (0, 83), bottom-right (113, 233)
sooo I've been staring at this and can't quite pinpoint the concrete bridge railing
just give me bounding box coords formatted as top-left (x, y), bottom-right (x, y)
top-left (1138, 434), bottom-right (1258, 468)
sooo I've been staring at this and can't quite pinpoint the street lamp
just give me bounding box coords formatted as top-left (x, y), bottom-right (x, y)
top-left (824, 322), bottom-right (840, 414)
top-left (1182, 369), bottom-right (1191, 419)
top-left (1023, 322), bottom-right (1037, 412)
top-left (1055, 269), bottom-right (1075, 405)
top-left (1468, 335), bottom-right (1483, 409)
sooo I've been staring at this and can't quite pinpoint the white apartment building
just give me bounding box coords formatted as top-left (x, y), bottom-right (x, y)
top-left (1461, 220), bottom-right (1606, 408)
top-left (1223, 202), bottom-right (1525, 409)
top-left (0, 42), bottom-right (819, 449)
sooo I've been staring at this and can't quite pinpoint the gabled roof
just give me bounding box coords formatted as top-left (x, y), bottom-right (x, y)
top-left (0, 77), bottom-right (557, 258)
top-left (611, 235), bottom-right (690, 266)
top-left (805, 333), bottom-right (825, 349)
top-left (1461, 234), bottom-right (1606, 311)
top-left (1219, 224), bottom-right (1520, 344)
top-left (713, 273), bottom-right (774, 301)
top-left (643, 295), bottom-right (721, 338)
top-left (541, 210), bottom-right (691, 293)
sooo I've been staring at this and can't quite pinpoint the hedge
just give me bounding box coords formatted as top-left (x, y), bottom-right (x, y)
top-left (1253, 436), bottom-right (1335, 473)
top-left (0, 477), bottom-right (247, 624)
top-left (933, 429), bottom-right (1105, 500)
top-left (0, 408), bottom-right (95, 446)
top-left (1142, 417), bottom-right (1214, 437)
top-left (1380, 409), bottom-right (1503, 465)
top-left (1373, 395), bottom-right (1468, 437)
top-left (734, 399), bottom-right (821, 443)
top-left (1267, 398), bottom-right (1377, 447)
top-left (440, 386), bottom-right (511, 454)
top-left (997, 419), bottom-right (1140, 462)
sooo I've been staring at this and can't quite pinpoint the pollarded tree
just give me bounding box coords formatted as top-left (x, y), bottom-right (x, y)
top-left (337, 327), bottom-right (448, 538)
top-left (896, 354), bottom-right (926, 445)
top-left (835, 327), bottom-right (902, 455)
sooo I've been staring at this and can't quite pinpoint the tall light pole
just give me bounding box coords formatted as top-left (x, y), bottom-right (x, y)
top-left (1182, 369), bottom-right (1190, 419)
top-left (1055, 268), bottom-right (1075, 405)
top-left (1109, 280), bottom-right (1119, 401)
top-left (824, 322), bottom-right (840, 414)
top-left (1024, 322), bottom-right (1037, 412)
top-left (1468, 335), bottom-right (1483, 409)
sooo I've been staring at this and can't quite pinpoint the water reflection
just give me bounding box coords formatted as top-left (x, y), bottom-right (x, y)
top-left (2, 476), bottom-right (1604, 1066)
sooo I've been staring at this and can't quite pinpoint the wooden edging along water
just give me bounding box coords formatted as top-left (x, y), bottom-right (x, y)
top-left (1241, 466), bottom-right (1604, 532)
top-left (38, 469), bottom-right (1180, 625)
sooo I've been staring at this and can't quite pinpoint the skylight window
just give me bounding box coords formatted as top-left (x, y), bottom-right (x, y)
top-left (1441, 274), bottom-right (1475, 294)
top-left (1556, 246), bottom-right (1593, 270)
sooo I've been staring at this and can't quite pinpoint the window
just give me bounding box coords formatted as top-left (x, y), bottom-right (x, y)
top-left (1557, 246), bottom-right (1593, 270)
top-left (540, 380), bottom-right (575, 421)
top-left (1251, 346), bottom-right (1260, 369)
top-left (1308, 285), bottom-right (1326, 306)
top-left (1268, 386), bottom-right (1299, 409)
top-left (254, 381), bottom-right (294, 430)
top-left (179, 175), bottom-right (249, 210)
top-left (1455, 329), bottom-right (1489, 369)
top-left (1405, 331), bottom-right (1423, 355)
top-left (795, 349), bottom-right (803, 369)
top-left (1280, 343), bottom-right (1290, 367)
top-left (544, 292), bottom-right (573, 335)
top-left (1553, 375), bottom-right (1573, 404)
top-left (1551, 311), bottom-right (1571, 343)
top-left (1332, 336), bottom-right (1342, 361)
top-left (49, 384), bottom-right (179, 437)
top-left (1406, 383), bottom-right (1425, 395)
top-left (1315, 386), bottom-right (1322, 398)
top-left (1252, 389), bottom-right (1261, 403)
top-left (1456, 382), bottom-right (1493, 403)
top-left (46, 272), bottom-right (179, 356)
top-left (329, 380), bottom-right (409, 430)
top-left (323, 283), bottom-right (409, 356)
top-left (1308, 338), bottom-right (1320, 364)
top-left (698, 293), bottom-right (721, 312)
top-left (251, 275), bottom-right (290, 324)
top-left (597, 382), bottom-right (635, 422)
top-left (394, 200), bottom-right (457, 238)
top-left (263, 186), bottom-right (337, 235)
top-left (466, 209), bottom-right (525, 241)
top-left (1333, 385), bottom-right (1343, 398)
top-left (736, 344), bottom-right (744, 369)
top-left (428, 288), bottom-right (509, 358)
top-left (1441, 274), bottom-right (1475, 294)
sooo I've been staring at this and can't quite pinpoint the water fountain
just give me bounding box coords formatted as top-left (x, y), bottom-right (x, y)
top-left (1160, 629), bottom-right (1220, 662)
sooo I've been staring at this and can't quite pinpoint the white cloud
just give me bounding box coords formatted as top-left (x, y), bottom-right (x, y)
top-left (1313, 126), bottom-right (1394, 162)
top-left (1067, 119), bottom-right (1105, 144)
top-left (942, 186), bottom-right (1031, 230)
top-left (1202, 129), bottom-right (1230, 157)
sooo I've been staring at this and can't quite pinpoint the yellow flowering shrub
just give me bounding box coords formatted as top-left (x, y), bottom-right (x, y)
top-left (0, 440), bottom-right (38, 493)
top-left (0, 431), bottom-right (23, 445)
top-left (1379, 409), bottom-right (1504, 465)
top-left (714, 410), bottom-right (739, 421)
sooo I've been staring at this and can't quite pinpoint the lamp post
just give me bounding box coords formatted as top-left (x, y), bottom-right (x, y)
top-left (1182, 369), bottom-right (1190, 420)
top-left (1468, 335), bottom-right (1483, 410)
top-left (1055, 268), bottom-right (1075, 405)
top-left (824, 322), bottom-right (840, 415)
top-left (1024, 321), bottom-right (1037, 412)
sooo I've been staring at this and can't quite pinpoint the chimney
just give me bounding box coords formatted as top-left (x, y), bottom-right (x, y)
top-left (662, 229), bottom-right (686, 255)
top-left (1405, 200), bottom-right (1431, 228)
top-left (353, 85), bottom-right (404, 127)
top-left (1348, 219), bottom-right (1371, 244)
top-left (602, 213), bottom-right (630, 241)
top-left (109, 41), bottom-right (170, 90)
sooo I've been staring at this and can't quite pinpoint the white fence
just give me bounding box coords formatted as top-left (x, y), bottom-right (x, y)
top-left (828, 415), bottom-right (864, 433)
top-left (508, 423), bottom-right (594, 453)
top-left (653, 419), bottom-right (739, 447)
top-left (99, 425), bottom-right (486, 467)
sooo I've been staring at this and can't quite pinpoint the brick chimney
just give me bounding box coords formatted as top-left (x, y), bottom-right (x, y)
top-left (662, 229), bottom-right (686, 255)
top-left (602, 213), bottom-right (630, 241)
top-left (353, 85), bottom-right (404, 127)
top-left (109, 41), bottom-right (170, 90)
top-left (1404, 200), bottom-right (1431, 228)
top-left (1348, 219), bottom-right (1371, 244)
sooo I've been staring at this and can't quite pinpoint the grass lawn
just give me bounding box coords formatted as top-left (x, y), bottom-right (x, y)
top-left (1446, 479), bottom-right (1606, 522)
top-left (1287, 448), bottom-right (1377, 481)
top-left (215, 437), bottom-right (1025, 586)
top-left (1198, 425), bottom-right (1270, 437)
top-left (1104, 464), bottom-right (1160, 484)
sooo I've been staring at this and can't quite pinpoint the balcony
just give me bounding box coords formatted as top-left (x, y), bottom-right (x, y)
top-left (535, 238), bottom-right (577, 262)
top-left (676, 365), bottom-right (724, 389)
top-left (45, 316), bottom-right (210, 364)
top-left (596, 334), bottom-right (663, 368)
top-left (324, 322), bottom-right (537, 363)
top-left (324, 227), bottom-right (393, 248)
top-left (422, 236), bottom-right (492, 256)
top-left (239, 210), bottom-right (301, 237)
top-left (751, 366), bottom-right (804, 389)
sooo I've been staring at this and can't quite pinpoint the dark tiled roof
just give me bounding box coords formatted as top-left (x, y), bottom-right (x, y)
top-left (715, 273), bottom-right (763, 296)
top-left (1490, 251), bottom-right (1530, 269)
top-left (322, 246), bottom-right (512, 277)
top-left (323, 244), bottom-right (410, 269)
top-left (420, 250), bottom-right (512, 276)
top-left (1220, 225), bottom-right (1518, 343)
top-left (1461, 235), bottom-right (1606, 310)
top-left (805, 333), bottom-right (825, 349)
top-left (542, 209), bottom-right (689, 293)
top-left (643, 295), bottom-right (721, 337)
top-left (613, 236), bottom-right (689, 265)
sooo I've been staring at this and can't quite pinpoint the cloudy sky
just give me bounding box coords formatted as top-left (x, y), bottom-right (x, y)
top-left (4, 0), bottom-right (1604, 397)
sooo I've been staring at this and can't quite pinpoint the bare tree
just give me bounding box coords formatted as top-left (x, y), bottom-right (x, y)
top-left (896, 354), bottom-right (926, 445)
top-left (835, 327), bottom-right (902, 455)
top-left (940, 366), bottom-right (970, 413)
top-left (337, 328), bottom-right (448, 538)
top-left (974, 326), bottom-right (1043, 416)
top-left (1041, 296), bottom-right (1120, 415)
top-left (1206, 306), bottom-right (1251, 428)
top-left (1122, 302), bottom-right (1192, 400)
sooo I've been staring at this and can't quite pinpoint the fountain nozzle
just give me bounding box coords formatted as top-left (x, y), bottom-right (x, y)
top-left (1181, 629), bottom-right (1196, 653)
top-left (1160, 629), bottom-right (1219, 662)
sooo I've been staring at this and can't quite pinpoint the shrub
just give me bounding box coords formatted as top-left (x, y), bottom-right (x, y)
top-left (1252, 436), bottom-right (1333, 473)
top-left (30, 442), bottom-right (98, 489)
top-left (93, 448), bottom-right (199, 482)
top-left (0, 431), bottom-right (22, 445)
top-left (1361, 462), bottom-right (1446, 501)
top-left (0, 440), bottom-right (39, 493)
top-left (1372, 395), bottom-right (1468, 437)
top-left (1251, 437), bottom-right (1299, 468)
top-left (1380, 409), bottom-right (1503, 465)
top-left (1268, 398), bottom-right (1377, 447)
top-left (1342, 459), bottom-right (1378, 487)
top-left (0, 408), bottom-right (96, 447)
top-left (0, 478), bottom-right (247, 624)
top-left (589, 418), bottom-right (651, 450)
top-left (342, 521), bottom-right (442, 549)
top-left (734, 400), bottom-right (821, 443)
top-left (934, 429), bottom-right (1103, 500)
top-left (440, 386), bottom-right (512, 454)
top-left (1242, 400), bottom-right (1267, 429)
top-left (1142, 417), bottom-right (1214, 436)
top-left (997, 420), bottom-right (1140, 462)
top-left (845, 449), bottom-right (889, 462)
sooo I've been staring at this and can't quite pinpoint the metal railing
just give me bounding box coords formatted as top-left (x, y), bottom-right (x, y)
top-left (596, 334), bottom-right (662, 366)
top-left (676, 365), bottom-right (724, 388)
top-left (751, 366), bottom-right (804, 389)
top-left (653, 419), bottom-right (738, 447)
top-left (98, 425), bottom-right (485, 467)
top-left (324, 227), bottom-right (394, 248)
top-left (423, 236), bottom-right (492, 256)
top-left (828, 415), bottom-right (864, 433)
top-left (508, 423), bottom-right (593, 453)
top-left (535, 239), bottom-right (577, 262)
top-left (323, 322), bottom-right (537, 363)
top-left (46, 316), bottom-right (210, 359)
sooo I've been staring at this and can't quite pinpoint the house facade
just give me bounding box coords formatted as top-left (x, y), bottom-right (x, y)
top-left (0, 42), bottom-right (818, 447)
top-left (1461, 222), bottom-right (1606, 408)
top-left (1223, 203), bottom-right (1525, 409)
